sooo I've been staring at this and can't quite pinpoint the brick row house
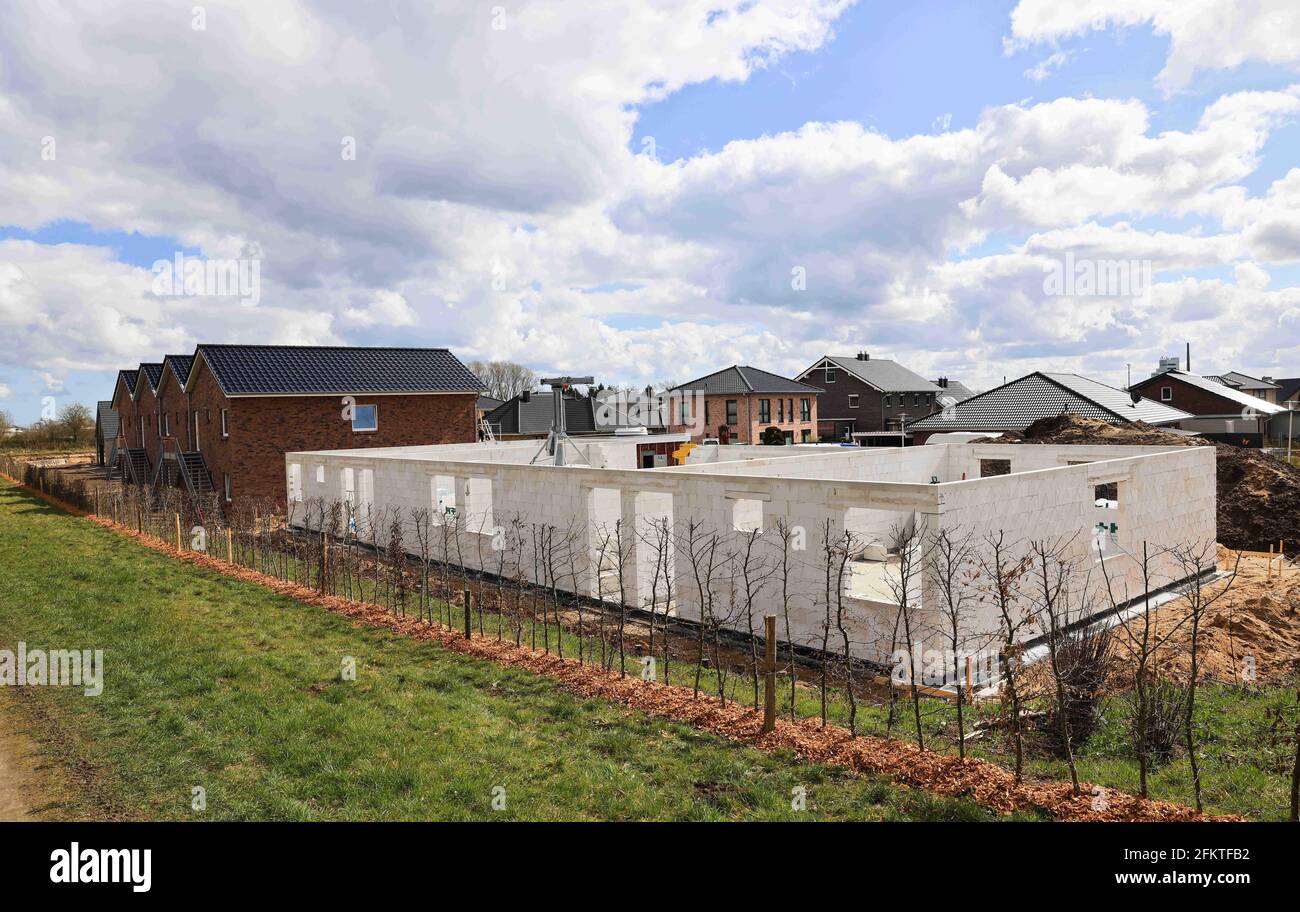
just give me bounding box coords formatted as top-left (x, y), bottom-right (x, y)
top-left (668, 365), bottom-right (821, 444)
top-left (795, 352), bottom-right (945, 444)
top-left (107, 345), bottom-right (483, 505)
top-left (1128, 368), bottom-right (1286, 446)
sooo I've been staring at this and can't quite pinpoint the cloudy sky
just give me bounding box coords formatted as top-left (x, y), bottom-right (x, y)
top-left (2, 0), bottom-right (1300, 421)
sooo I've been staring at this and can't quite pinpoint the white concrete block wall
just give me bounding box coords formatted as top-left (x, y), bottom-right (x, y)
top-left (285, 443), bottom-right (1215, 665)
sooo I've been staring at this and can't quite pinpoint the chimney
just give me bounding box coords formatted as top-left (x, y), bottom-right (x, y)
top-left (1263, 376), bottom-right (1274, 384)
top-left (856, 351), bottom-right (870, 361)
top-left (1186, 342), bottom-right (1191, 372)
top-left (937, 377), bottom-right (948, 388)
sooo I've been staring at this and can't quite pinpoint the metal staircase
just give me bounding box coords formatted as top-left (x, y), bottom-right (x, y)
top-left (153, 437), bottom-right (213, 498)
top-left (107, 434), bottom-right (151, 484)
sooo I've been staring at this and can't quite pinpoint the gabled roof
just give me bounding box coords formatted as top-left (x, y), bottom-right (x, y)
top-left (477, 395), bottom-right (504, 412)
top-left (932, 379), bottom-right (978, 403)
top-left (1148, 369), bottom-right (1286, 415)
top-left (1275, 378), bottom-right (1300, 406)
top-left (96, 401), bottom-right (119, 439)
top-left (1208, 371), bottom-right (1279, 391)
top-left (132, 362), bottom-right (164, 397)
top-left (672, 365), bottom-right (822, 396)
top-left (800, 355), bottom-right (943, 394)
top-left (163, 353), bottom-right (195, 387)
top-left (192, 345), bottom-right (483, 397)
top-left (908, 372), bottom-right (1192, 432)
top-left (114, 369), bottom-right (140, 402)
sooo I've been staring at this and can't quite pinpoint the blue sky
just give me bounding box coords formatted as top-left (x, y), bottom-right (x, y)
top-left (2, 1), bottom-right (1300, 424)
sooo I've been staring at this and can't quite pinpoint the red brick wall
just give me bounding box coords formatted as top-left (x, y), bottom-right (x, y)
top-left (232, 392), bottom-right (477, 502)
top-left (157, 372), bottom-right (191, 452)
top-left (135, 382), bottom-right (161, 467)
top-left (184, 356), bottom-right (476, 504)
top-left (110, 378), bottom-right (137, 449)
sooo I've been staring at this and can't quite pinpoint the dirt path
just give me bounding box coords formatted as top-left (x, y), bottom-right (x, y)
top-left (0, 694), bottom-right (53, 820)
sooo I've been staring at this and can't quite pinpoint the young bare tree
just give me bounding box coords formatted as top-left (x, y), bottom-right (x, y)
top-left (1169, 540), bottom-right (1241, 812)
top-left (974, 529), bottom-right (1033, 780)
top-left (925, 527), bottom-right (983, 757)
top-left (681, 519), bottom-right (721, 698)
top-left (831, 528), bottom-right (861, 735)
top-left (884, 519), bottom-right (926, 749)
top-left (1028, 535), bottom-right (1093, 796)
top-left (736, 526), bottom-right (773, 709)
top-left (769, 518), bottom-right (800, 721)
top-left (1100, 540), bottom-right (1172, 798)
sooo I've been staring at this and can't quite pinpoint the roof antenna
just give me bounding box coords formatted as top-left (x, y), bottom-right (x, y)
top-left (530, 376), bottom-right (594, 466)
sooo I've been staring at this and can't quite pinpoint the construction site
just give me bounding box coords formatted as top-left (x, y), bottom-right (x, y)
top-left (287, 418), bottom-right (1217, 668)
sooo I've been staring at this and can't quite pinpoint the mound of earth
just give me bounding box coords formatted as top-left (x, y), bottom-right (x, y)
top-left (976, 414), bottom-right (1300, 553)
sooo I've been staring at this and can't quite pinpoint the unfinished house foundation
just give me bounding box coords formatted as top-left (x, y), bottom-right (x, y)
top-left (286, 439), bottom-right (1216, 674)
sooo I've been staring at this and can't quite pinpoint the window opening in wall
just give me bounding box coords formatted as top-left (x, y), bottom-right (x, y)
top-left (979, 458), bottom-right (1011, 477)
top-left (732, 497), bottom-right (763, 533)
top-left (431, 474), bottom-right (455, 521)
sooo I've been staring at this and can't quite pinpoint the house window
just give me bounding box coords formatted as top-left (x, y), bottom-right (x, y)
top-left (223, 474), bottom-right (232, 502)
top-left (787, 399), bottom-right (793, 423)
top-left (914, 394), bottom-right (922, 406)
top-left (704, 401), bottom-right (710, 426)
top-left (351, 404), bottom-right (378, 433)
top-left (220, 409), bottom-right (229, 438)
top-left (758, 399), bottom-right (771, 423)
top-left (163, 413), bottom-right (170, 436)
top-left (315, 465), bottom-right (325, 484)
top-left (157, 412), bottom-right (163, 436)
top-left (777, 399), bottom-right (784, 422)
top-left (884, 395), bottom-right (892, 408)
top-left (678, 397), bottom-right (689, 425)
top-left (848, 394), bottom-right (859, 409)
top-left (825, 369), bottom-right (836, 383)
top-left (725, 400), bottom-right (738, 425)
top-left (1160, 386), bottom-right (1172, 401)
top-left (800, 398), bottom-right (811, 421)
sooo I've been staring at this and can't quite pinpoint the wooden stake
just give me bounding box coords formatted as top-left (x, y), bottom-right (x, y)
top-left (762, 614), bottom-right (777, 734)
top-left (965, 655), bottom-right (974, 702)
top-left (226, 528), bottom-right (233, 563)
top-left (175, 513), bottom-right (182, 551)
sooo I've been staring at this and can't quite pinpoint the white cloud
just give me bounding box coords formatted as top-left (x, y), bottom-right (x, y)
top-left (1024, 49), bottom-right (1076, 81)
top-left (1007, 0), bottom-right (1300, 92)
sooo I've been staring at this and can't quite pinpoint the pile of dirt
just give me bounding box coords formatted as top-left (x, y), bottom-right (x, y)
top-left (1143, 549), bottom-right (1300, 685)
top-left (978, 414), bottom-right (1300, 552)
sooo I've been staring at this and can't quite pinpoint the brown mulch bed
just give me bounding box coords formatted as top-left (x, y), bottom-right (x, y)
top-left (1, 472), bottom-right (1238, 821)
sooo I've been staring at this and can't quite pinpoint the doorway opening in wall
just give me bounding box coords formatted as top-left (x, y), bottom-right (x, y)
top-left (842, 507), bottom-right (909, 603)
top-left (588, 487), bottom-right (623, 601)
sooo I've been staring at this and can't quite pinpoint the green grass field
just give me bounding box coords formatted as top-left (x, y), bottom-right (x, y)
top-left (0, 478), bottom-right (1032, 821)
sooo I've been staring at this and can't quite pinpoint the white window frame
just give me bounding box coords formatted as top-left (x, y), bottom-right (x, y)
top-left (824, 369), bottom-right (836, 383)
top-left (223, 474), bottom-right (232, 503)
top-left (220, 408), bottom-right (229, 438)
top-left (1160, 386), bottom-right (1172, 401)
top-left (351, 403), bottom-right (379, 433)
top-left (847, 394), bottom-right (859, 409)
